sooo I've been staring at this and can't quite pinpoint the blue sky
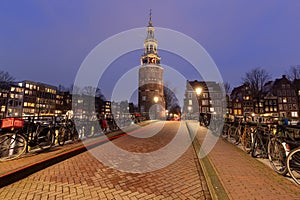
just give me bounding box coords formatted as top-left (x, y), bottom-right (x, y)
top-left (1, 0), bottom-right (300, 99)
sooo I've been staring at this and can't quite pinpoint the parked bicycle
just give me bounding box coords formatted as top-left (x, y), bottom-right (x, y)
top-left (250, 123), bottom-right (273, 158)
top-left (0, 117), bottom-right (56, 161)
top-left (287, 146), bottom-right (300, 185)
top-left (57, 118), bottom-right (79, 146)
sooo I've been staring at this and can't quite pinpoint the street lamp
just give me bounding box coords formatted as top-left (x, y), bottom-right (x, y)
top-left (195, 87), bottom-right (202, 118)
top-left (165, 109), bottom-right (169, 120)
top-left (188, 106), bottom-right (192, 120)
top-left (153, 96), bottom-right (159, 120)
top-left (195, 87), bottom-right (202, 96)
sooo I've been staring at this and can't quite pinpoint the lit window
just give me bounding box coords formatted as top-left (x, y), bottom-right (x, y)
top-left (188, 100), bottom-right (192, 105)
top-left (282, 98), bottom-right (287, 103)
top-left (202, 100), bottom-right (209, 105)
top-left (291, 112), bottom-right (298, 117)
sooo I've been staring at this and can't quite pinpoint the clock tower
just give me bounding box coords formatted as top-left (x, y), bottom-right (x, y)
top-left (138, 10), bottom-right (165, 119)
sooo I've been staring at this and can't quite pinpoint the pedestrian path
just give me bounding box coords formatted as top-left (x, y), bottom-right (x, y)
top-left (188, 122), bottom-right (300, 200)
top-left (0, 121), bottom-right (153, 187)
top-left (0, 121), bottom-right (211, 199)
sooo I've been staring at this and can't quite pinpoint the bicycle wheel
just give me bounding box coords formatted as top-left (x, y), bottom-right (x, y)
top-left (38, 129), bottom-right (55, 151)
top-left (250, 132), bottom-right (259, 157)
top-left (267, 137), bottom-right (288, 175)
top-left (0, 133), bottom-right (27, 161)
top-left (241, 128), bottom-right (252, 153)
top-left (287, 147), bottom-right (300, 185)
top-left (222, 123), bottom-right (230, 138)
top-left (72, 128), bottom-right (79, 142)
top-left (227, 126), bottom-right (236, 142)
top-left (57, 127), bottom-right (66, 146)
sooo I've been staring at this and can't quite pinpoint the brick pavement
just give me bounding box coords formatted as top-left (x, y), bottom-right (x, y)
top-left (0, 121), bottom-right (211, 199)
top-left (188, 121), bottom-right (300, 200)
top-left (0, 121), bottom-right (152, 187)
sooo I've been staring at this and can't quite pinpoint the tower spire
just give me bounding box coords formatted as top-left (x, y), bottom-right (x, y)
top-left (148, 9), bottom-right (153, 27)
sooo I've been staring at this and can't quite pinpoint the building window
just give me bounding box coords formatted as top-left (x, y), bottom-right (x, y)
top-left (278, 90), bottom-right (281, 96)
top-left (141, 106), bottom-right (144, 112)
top-left (203, 93), bottom-right (209, 98)
top-left (188, 100), bottom-right (192, 105)
top-left (282, 98), bottom-right (287, 103)
top-left (202, 100), bottom-right (209, 105)
top-left (188, 93), bottom-right (193, 98)
top-left (291, 112), bottom-right (298, 117)
top-left (142, 96), bottom-right (146, 101)
top-left (282, 84), bottom-right (286, 89)
top-left (282, 90), bottom-right (286, 96)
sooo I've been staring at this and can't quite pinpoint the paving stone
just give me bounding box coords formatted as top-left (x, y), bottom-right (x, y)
top-left (0, 122), bottom-right (211, 199)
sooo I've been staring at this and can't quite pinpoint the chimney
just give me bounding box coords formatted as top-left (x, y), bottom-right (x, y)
top-left (282, 75), bottom-right (286, 79)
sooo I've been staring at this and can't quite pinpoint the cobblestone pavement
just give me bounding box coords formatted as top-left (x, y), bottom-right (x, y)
top-left (191, 122), bottom-right (300, 200)
top-left (0, 121), bottom-right (211, 200)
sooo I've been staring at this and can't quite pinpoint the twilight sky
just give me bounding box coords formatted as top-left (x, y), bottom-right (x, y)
top-left (1, 0), bottom-right (300, 100)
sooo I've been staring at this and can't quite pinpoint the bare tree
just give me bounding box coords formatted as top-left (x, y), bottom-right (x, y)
top-left (242, 67), bottom-right (271, 98)
top-left (285, 65), bottom-right (300, 81)
top-left (242, 67), bottom-right (271, 113)
top-left (0, 70), bottom-right (15, 86)
top-left (224, 82), bottom-right (231, 95)
top-left (82, 86), bottom-right (105, 99)
top-left (163, 84), bottom-right (179, 111)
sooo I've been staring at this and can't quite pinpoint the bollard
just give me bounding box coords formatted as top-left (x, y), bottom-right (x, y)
top-left (91, 125), bottom-right (94, 136)
top-left (55, 129), bottom-right (59, 145)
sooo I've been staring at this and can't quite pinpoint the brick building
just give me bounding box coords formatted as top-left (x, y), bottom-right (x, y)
top-left (138, 12), bottom-right (165, 119)
top-left (183, 80), bottom-right (225, 119)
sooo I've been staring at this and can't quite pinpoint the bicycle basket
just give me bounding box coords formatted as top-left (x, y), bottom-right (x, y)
top-left (1, 118), bottom-right (24, 129)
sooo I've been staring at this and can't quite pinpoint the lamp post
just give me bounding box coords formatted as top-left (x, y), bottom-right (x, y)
top-left (165, 109), bottom-right (169, 120)
top-left (195, 87), bottom-right (202, 121)
top-left (153, 96), bottom-right (159, 120)
top-left (195, 87), bottom-right (202, 96)
top-left (188, 106), bottom-right (192, 120)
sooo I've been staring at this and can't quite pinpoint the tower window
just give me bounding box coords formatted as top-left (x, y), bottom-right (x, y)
top-left (142, 96), bottom-right (146, 101)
